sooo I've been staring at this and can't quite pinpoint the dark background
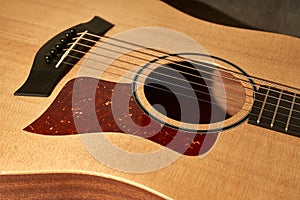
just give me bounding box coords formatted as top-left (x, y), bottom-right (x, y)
top-left (163, 0), bottom-right (300, 38)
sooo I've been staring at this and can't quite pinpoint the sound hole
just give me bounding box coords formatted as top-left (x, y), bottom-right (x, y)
top-left (144, 60), bottom-right (246, 125)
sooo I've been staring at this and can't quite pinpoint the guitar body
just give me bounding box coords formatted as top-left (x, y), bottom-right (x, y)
top-left (0, 0), bottom-right (299, 199)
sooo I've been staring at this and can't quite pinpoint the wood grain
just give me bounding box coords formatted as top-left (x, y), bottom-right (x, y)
top-left (0, 0), bottom-right (299, 199)
top-left (0, 173), bottom-right (164, 200)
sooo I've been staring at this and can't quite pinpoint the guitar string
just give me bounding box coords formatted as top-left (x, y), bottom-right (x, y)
top-left (64, 57), bottom-right (300, 131)
top-left (66, 54), bottom-right (251, 108)
top-left (81, 32), bottom-right (300, 94)
top-left (71, 34), bottom-right (300, 108)
top-left (249, 114), bottom-right (300, 130)
top-left (53, 31), bottom-right (300, 127)
top-left (60, 58), bottom-right (300, 127)
top-left (77, 36), bottom-right (270, 96)
top-left (62, 60), bottom-right (300, 131)
top-left (61, 53), bottom-right (247, 106)
top-left (74, 39), bottom-right (300, 113)
top-left (66, 49), bottom-right (252, 103)
top-left (68, 45), bottom-right (299, 110)
top-left (61, 39), bottom-right (300, 115)
top-left (65, 50), bottom-right (300, 117)
top-left (71, 44), bottom-right (255, 93)
top-left (63, 55), bottom-right (300, 123)
top-left (77, 37), bottom-right (254, 89)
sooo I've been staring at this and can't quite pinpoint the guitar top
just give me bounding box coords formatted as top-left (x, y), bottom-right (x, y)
top-left (0, 0), bottom-right (299, 199)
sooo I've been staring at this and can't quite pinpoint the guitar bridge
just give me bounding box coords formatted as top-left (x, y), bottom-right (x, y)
top-left (14, 16), bottom-right (114, 97)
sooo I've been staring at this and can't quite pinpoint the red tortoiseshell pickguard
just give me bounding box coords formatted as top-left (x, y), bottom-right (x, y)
top-left (24, 77), bottom-right (219, 156)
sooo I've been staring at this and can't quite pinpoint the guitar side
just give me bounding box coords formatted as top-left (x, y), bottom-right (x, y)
top-left (0, 0), bottom-right (299, 199)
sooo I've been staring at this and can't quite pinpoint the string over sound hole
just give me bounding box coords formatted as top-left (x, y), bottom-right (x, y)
top-left (133, 53), bottom-right (251, 132)
top-left (144, 60), bottom-right (231, 124)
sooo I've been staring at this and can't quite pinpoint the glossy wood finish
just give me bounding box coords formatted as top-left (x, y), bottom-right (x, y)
top-left (0, 173), bottom-right (164, 199)
top-left (0, 0), bottom-right (299, 199)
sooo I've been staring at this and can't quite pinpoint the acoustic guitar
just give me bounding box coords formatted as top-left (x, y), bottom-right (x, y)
top-left (1, 0), bottom-right (299, 199)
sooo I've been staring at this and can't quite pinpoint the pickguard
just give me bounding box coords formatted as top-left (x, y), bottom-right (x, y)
top-left (24, 77), bottom-right (219, 156)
